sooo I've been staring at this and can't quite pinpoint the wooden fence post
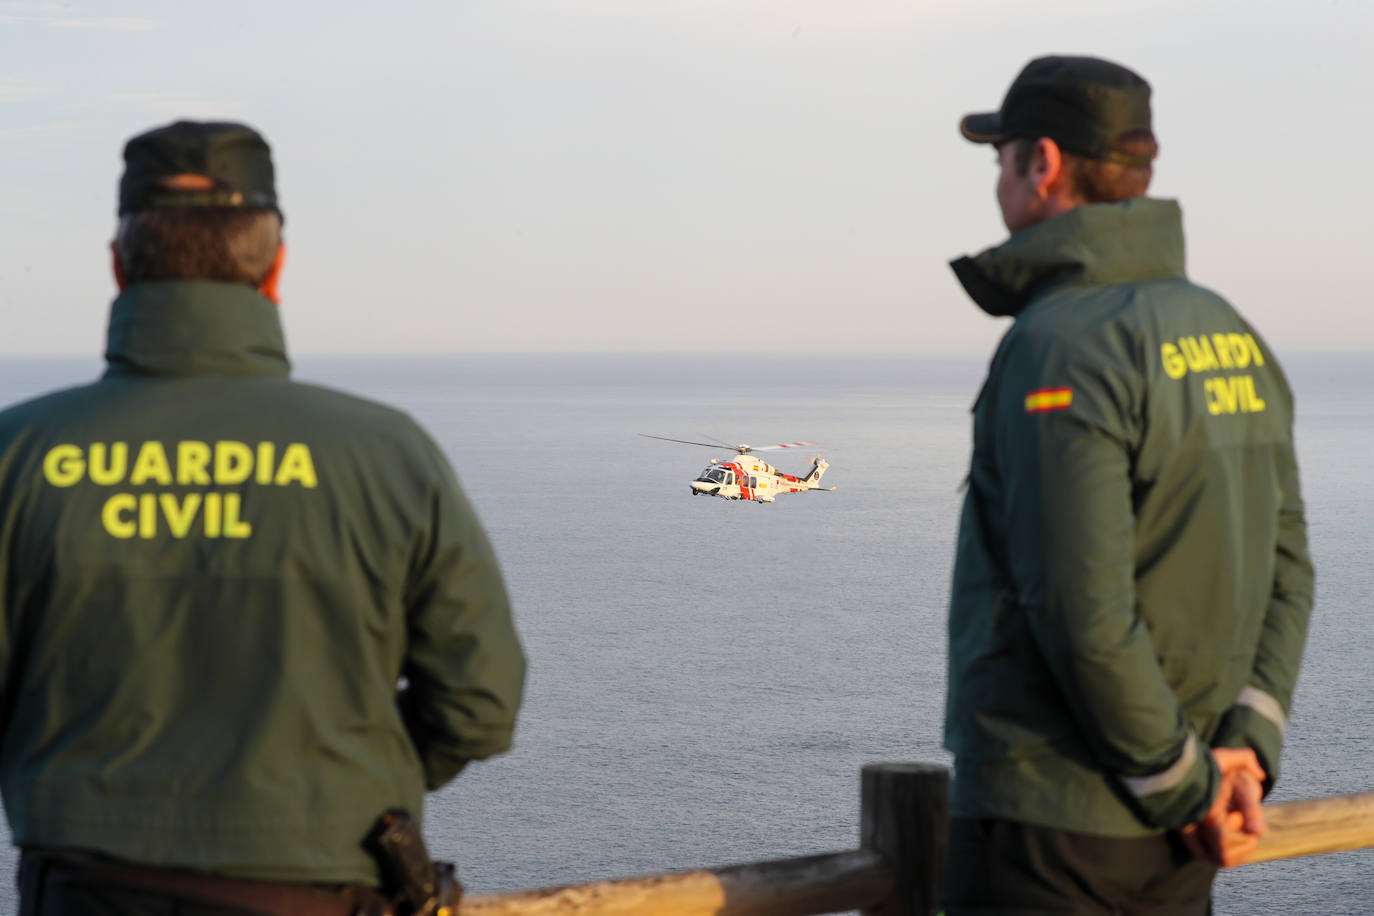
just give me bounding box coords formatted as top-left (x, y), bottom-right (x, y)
top-left (860, 762), bottom-right (949, 916)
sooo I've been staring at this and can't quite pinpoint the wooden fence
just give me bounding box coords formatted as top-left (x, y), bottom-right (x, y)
top-left (455, 762), bottom-right (1374, 916)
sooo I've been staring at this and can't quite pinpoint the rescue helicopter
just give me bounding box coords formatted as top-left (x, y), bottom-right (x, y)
top-left (640, 434), bottom-right (835, 502)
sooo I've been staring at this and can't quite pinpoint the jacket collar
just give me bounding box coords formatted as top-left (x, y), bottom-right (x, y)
top-left (104, 280), bottom-right (291, 378)
top-left (949, 197), bottom-right (1187, 318)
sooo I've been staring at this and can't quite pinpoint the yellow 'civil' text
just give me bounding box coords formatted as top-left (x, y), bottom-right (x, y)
top-left (1204, 375), bottom-right (1267, 415)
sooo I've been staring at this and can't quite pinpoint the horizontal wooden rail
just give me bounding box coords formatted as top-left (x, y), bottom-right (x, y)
top-left (459, 849), bottom-right (891, 916)
top-left (1245, 789), bottom-right (1374, 864)
top-left (455, 765), bottom-right (1374, 916)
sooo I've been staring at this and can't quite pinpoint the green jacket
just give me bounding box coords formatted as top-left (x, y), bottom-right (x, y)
top-left (945, 199), bottom-right (1313, 835)
top-left (0, 281), bottom-right (526, 883)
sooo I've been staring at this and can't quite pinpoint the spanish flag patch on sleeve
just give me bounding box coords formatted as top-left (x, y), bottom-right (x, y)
top-left (1024, 387), bottom-right (1073, 413)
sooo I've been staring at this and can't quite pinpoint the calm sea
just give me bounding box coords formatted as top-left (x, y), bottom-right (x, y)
top-left (0, 352), bottom-right (1368, 914)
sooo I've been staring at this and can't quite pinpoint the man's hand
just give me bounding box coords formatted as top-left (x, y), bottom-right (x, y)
top-left (1212, 747), bottom-right (1267, 834)
top-left (1179, 747), bottom-right (1267, 867)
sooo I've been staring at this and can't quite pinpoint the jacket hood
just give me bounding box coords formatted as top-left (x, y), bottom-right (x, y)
top-left (950, 198), bottom-right (1187, 318)
top-left (104, 280), bottom-right (290, 378)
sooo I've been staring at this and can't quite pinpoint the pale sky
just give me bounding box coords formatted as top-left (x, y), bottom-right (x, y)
top-left (1, 0), bottom-right (1369, 356)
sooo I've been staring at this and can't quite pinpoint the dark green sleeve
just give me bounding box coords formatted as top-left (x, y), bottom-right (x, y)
top-left (994, 331), bottom-right (1217, 830)
top-left (399, 443), bottom-right (526, 791)
top-left (1211, 380), bottom-right (1314, 794)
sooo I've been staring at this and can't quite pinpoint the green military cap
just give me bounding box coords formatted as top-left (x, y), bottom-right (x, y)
top-left (119, 120), bottom-right (282, 220)
top-left (959, 56), bottom-right (1153, 167)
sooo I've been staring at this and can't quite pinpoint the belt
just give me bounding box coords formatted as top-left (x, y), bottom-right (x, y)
top-left (32, 856), bottom-right (393, 916)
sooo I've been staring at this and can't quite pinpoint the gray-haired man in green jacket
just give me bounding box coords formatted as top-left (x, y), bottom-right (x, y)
top-left (944, 56), bottom-right (1313, 914)
top-left (0, 122), bottom-right (526, 914)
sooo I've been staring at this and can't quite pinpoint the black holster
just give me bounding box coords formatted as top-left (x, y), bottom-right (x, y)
top-left (365, 810), bottom-right (462, 916)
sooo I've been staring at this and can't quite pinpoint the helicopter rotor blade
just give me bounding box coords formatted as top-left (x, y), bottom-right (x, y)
top-left (639, 434), bottom-right (746, 452)
top-left (750, 441), bottom-right (821, 451)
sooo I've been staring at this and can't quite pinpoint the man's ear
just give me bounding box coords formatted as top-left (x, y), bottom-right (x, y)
top-left (111, 240), bottom-right (128, 291)
top-left (1029, 136), bottom-right (1065, 200)
top-left (258, 243), bottom-right (287, 305)
top-left (1031, 136), bottom-right (1085, 214)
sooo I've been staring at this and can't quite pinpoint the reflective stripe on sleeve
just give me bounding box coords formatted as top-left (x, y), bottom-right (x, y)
top-left (1236, 685), bottom-right (1288, 737)
top-left (1120, 730), bottom-right (1198, 798)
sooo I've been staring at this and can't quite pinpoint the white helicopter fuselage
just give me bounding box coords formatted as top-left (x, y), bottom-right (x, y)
top-left (690, 455), bottom-right (829, 502)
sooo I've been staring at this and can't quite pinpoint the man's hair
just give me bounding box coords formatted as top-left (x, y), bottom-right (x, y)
top-left (115, 206), bottom-right (282, 286)
top-left (1011, 130), bottom-right (1158, 202)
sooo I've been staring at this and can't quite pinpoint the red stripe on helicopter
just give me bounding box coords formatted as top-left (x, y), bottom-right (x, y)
top-left (733, 462), bottom-right (756, 500)
top-left (722, 461), bottom-right (748, 500)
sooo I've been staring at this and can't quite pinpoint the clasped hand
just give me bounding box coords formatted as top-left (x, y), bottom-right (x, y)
top-left (1179, 747), bottom-right (1267, 867)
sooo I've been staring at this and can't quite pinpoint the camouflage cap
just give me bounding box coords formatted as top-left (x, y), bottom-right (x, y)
top-left (119, 120), bottom-right (282, 220)
top-left (959, 56), bottom-right (1153, 167)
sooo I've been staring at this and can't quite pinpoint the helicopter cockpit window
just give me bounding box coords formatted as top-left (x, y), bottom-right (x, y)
top-left (697, 468), bottom-right (728, 484)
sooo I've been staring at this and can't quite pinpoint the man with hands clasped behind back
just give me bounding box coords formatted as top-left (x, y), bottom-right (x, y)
top-left (942, 56), bottom-right (1313, 914)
